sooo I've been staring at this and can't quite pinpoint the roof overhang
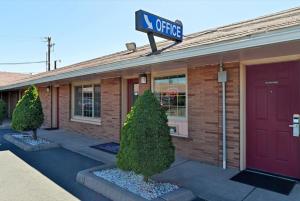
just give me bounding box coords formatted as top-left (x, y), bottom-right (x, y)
top-left (1, 25), bottom-right (300, 91)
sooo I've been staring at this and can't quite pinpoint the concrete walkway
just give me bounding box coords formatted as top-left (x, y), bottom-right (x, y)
top-left (38, 128), bottom-right (116, 164)
top-left (38, 128), bottom-right (300, 201)
top-left (155, 160), bottom-right (300, 201)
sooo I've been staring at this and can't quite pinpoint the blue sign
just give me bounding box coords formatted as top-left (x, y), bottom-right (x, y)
top-left (135, 10), bottom-right (183, 42)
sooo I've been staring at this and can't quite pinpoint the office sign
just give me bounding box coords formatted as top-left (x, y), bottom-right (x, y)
top-left (135, 10), bottom-right (183, 42)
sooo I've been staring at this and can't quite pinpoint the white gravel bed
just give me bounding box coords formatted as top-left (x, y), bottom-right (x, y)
top-left (11, 134), bottom-right (50, 146)
top-left (93, 168), bottom-right (179, 200)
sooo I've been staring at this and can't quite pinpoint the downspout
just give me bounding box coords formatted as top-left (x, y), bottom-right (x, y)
top-left (218, 63), bottom-right (227, 169)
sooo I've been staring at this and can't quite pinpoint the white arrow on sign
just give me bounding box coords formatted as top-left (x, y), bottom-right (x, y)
top-left (144, 14), bottom-right (153, 29)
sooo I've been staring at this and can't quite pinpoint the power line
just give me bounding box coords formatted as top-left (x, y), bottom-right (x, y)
top-left (0, 35), bottom-right (46, 43)
top-left (0, 34), bottom-right (44, 39)
top-left (0, 61), bottom-right (46, 65)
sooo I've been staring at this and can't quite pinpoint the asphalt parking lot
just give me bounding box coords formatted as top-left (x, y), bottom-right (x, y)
top-left (0, 128), bottom-right (110, 201)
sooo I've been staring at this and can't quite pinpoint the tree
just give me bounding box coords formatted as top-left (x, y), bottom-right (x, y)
top-left (12, 85), bottom-right (44, 140)
top-left (117, 90), bottom-right (175, 181)
top-left (0, 99), bottom-right (6, 125)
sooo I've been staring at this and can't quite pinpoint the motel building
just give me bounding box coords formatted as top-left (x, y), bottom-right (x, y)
top-left (1, 7), bottom-right (300, 180)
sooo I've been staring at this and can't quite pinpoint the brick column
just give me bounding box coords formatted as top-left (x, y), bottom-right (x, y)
top-left (38, 87), bottom-right (51, 128)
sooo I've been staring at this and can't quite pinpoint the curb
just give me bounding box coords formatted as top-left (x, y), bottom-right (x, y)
top-left (76, 164), bottom-right (196, 201)
top-left (3, 134), bottom-right (60, 151)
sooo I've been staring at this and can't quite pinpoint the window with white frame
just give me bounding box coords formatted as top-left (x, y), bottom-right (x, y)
top-left (73, 83), bottom-right (101, 120)
top-left (154, 74), bottom-right (187, 118)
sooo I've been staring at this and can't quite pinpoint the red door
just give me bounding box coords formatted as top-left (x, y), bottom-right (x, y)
top-left (246, 61), bottom-right (300, 179)
top-left (127, 79), bottom-right (139, 113)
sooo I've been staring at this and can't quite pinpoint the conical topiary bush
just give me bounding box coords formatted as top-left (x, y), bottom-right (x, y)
top-left (12, 85), bottom-right (44, 140)
top-left (117, 89), bottom-right (175, 181)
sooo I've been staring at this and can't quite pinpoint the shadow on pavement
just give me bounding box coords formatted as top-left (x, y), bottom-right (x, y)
top-left (0, 128), bottom-right (110, 201)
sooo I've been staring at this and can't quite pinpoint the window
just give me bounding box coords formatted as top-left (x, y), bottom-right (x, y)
top-left (73, 83), bottom-right (101, 121)
top-left (154, 74), bottom-right (187, 118)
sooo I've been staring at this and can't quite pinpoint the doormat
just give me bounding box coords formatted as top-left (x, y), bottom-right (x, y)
top-left (90, 142), bottom-right (120, 154)
top-left (230, 170), bottom-right (296, 195)
top-left (43, 127), bottom-right (59, 130)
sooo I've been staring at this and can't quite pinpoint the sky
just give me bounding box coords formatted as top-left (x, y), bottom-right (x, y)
top-left (0, 0), bottom-right (299, 74)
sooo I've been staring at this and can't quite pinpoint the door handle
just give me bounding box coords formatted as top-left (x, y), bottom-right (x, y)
top-left (290, 114), bottom-right (300, 137)
top-left (289, 124), bottom-right (300, 137)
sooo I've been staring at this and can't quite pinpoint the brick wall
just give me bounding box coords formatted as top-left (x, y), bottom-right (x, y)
top-left (59, 78), bottom-right (121, 141)
top-left (39, 77), bottom-right (121, 141)
top-left (174, 65), bottom-right (220, 165)
top-left (39, 87), bottom-right (51, 128)
top-left (122, 64), bottom-right (240, 168)
top-left (100, 78), bottom-right (122, 140)
top-left (37, 63), bottom-right (240, 168)
top-left (171, 62), bottom-right (240, 168)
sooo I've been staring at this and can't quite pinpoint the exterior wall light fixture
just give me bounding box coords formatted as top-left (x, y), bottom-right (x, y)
top-left (139, 73), bottom-right (147, 84)
top-left (126, 42), bottom-right (137, 52)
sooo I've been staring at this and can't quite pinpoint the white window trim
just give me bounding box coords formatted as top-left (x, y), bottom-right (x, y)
top-left (70, 116), bottom-right (101, 125)
top-left (151, 68), bottom-right (188, 121)
top-left (71, 80), bottom-right (101, 125)
top-left (151, 68), bottom-right (189, 138)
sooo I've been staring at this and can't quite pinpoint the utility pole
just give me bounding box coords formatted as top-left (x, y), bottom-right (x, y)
top-left (54, 59), bottom-right (61, 70)
top-left (45, 36), bottom-right (54, 71)
top-left (47, 37), bottom-right (51, 71)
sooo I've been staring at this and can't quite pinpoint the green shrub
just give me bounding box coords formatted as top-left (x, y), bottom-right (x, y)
top-left (12, 85), bottom-right (44, 140)
top-left (117, 90), bottom-right (175, 181)
top-left (0, 99), bottom-right (6, 124)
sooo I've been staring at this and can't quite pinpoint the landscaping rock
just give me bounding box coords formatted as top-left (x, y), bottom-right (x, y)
top-left (93, 168), bottom-right (179, 200)
top-left (76, 164), bottom-right (195, 201)
top-left (3, 133), bottom-right (60, 151)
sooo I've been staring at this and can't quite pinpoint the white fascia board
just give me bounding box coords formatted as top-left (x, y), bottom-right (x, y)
top-left (1, 25), bottom-right (300, 91)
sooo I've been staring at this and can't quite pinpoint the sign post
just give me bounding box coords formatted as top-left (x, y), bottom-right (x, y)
top-left (135, 10), bottom-right (183, 53)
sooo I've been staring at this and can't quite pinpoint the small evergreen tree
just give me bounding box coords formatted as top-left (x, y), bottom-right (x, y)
top-left (117, 90), bottom-right (175, 181)
top-left (12, 85), bottom-right (44, 140)
top-left (0, 99), bottom-right (6, 125)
